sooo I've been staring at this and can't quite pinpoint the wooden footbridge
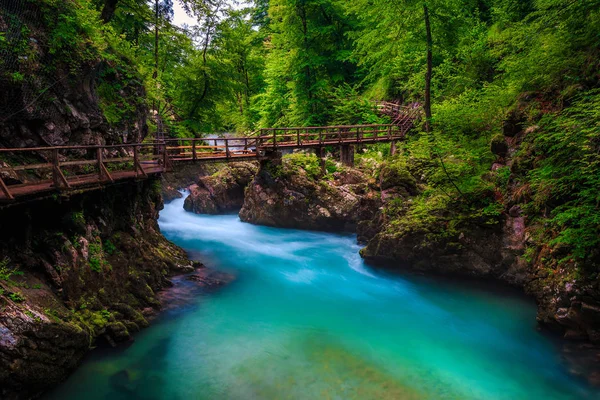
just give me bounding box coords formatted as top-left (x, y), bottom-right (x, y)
top-left (0, 102), bottom-right (420, 203)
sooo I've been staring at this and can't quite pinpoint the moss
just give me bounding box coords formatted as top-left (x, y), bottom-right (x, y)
top-left (378, 158), bottom-right (417, 192)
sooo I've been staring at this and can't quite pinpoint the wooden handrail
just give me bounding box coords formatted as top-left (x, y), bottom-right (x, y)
top-left (0, 118), bottom-right (419, 202)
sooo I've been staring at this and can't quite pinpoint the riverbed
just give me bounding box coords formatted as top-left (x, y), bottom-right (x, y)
top-left (45, 195), bottom-right (600, 399)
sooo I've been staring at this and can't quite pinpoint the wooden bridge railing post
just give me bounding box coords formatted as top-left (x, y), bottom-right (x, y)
top-left (225, 139), bottom-right (231, 159)
top-left (273, 130), bottom-right (277, 149)
top-left (192, 141), bottom-right (197, 162)
top-left (52, 148), bottom-right (70, 190)
top-left (97, 147), bottom-right (113, 182)
top-left (133, 146), bottom-right (147, 178)
top-left (162, 144), bottom-right (169, 172)
top-left (296, 129), bottom-right (301, 146)
top-left (0, 175), bottom-right (14, 200)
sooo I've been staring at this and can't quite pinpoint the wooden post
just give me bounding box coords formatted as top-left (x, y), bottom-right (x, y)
top-left (244, 138), bottom-right (249, 151)
top-left (340, 145), bottom-right (354, 167)
top-left (319, 147), bottom-right (326, 175)
top-left (133, 146), bottom-right (147, 178)
top-left (297, 129), bottom-right (301, 147)
top-left (225, 139), bottom-right (231, 159)
top-left (319, 129), bottom-right (323, 146)
top-left (52, 149), bottom-right (70, 189)
top-left (97, 147), bottom-right (113, 182)
top-left (162, 144), bottom-right (169, 172)
top-left (192, 141), bottom-right (197, 161)
top-left (390, 141), bottom-right (397, 156)
top-left (388, 125), bottom-right (392, 139)
top-left (0, 176), bottom-right (14, 200)
top-left (97, 147), bottom-right (103, 181)
top-left (133, 146), bottom-right (139, 177)
top-left (272, 130), bottom-right (277, 149)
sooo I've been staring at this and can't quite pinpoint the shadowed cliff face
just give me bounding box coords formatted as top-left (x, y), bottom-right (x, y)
top-left (0, 180), bottom-right (194, 400)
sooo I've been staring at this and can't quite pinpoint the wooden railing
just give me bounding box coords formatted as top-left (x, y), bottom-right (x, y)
top-left (257, 124), bottom-right (405, 147)
top-left (0, 105), bottom-right (420, 202)
top-left (0, 143), bottom-right (164, 201)
top-left (374, 101), bottom-right (422, 131)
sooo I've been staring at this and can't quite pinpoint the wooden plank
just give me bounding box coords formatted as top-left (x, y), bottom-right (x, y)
top-left (1, 163), bottom-right (52, 172)
top-left (0, 176), bottom-right (14, 200)
top-left (104, 157), bottom-right (134, 163)
top-left (61, 160), bottom-right (97, 167)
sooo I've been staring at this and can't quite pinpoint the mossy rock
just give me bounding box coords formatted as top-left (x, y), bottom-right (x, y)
top-left (379, 160), bottom-right (418, 193)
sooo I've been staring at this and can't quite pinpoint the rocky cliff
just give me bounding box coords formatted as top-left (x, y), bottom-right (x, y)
top-left (239, 153), bottom-right (379, 232)
top-left (0, 180), bottom-right (193, 399)
top-left (0, 3), bottom-right (195, 398)
top-left (184, 162), bottom-right (258, 214)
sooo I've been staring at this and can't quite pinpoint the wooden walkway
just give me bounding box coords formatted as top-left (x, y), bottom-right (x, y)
top-left (0, 103), bottom-right (419, 203)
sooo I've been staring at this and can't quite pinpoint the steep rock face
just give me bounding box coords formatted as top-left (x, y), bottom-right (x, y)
top-left (360, 158), bottom-right (527, 282)
top-left (361, 222), bottom-right (528, 284)
top-left (239, 157), bottom-right (378, 232)
top-left (184, 162), bottom-right (258, 214)
top-left (0, 1), bottom-right (147, 152)
top-left (0, 180), bottom-right (193, 399)
top-left (360, 130), bottom-right (600, 352)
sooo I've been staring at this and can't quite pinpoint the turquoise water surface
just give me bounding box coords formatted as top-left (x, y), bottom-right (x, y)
top-left (46, 195), bottom-right (599, 399)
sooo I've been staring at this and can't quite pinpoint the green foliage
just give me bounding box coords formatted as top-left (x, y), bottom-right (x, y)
top-left (520, 90), bottom-right (600, 265)
top-left (0, 258), bottom-right (24, 284)
top-left (103, 240), bottom-right (117, 255)
top-left (282, 152), bottom-right (337, 180)
top-left (88, 238), bottom-right (111, 273)
top-left (8, 292), bottom-right (25, 303)
top-left (71, 211), bottom-right (85, 226)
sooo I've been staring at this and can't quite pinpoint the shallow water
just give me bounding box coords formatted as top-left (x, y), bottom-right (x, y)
top-left (46, 196), bottom-right (599, 400)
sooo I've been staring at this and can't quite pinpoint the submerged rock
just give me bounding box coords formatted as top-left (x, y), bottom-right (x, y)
top-left (184, 162), bottom-right (258, 214)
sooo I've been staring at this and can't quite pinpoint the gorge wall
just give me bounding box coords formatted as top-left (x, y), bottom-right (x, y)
top-left (0, 180), bottom-right (194, 399)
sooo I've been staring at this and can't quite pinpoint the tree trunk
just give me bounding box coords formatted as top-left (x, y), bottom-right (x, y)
top-left (423, 3), bottom-right (433, 134)
top-left (100, 0), bottom-right (119, 23)
top-left (154, 0), bottom-right (159, 81)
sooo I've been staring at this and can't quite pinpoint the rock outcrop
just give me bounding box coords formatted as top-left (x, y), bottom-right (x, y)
top-left (0, 179), bottom-right (193, 400)
top-left (184, 162), bottom-right (258, 214)
top-left (239, 154), bottom-right (378, 232)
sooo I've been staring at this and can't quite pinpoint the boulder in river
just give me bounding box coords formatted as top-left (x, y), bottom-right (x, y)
top-left (184, 162), bottom-right (258, 214)
top-left (239, 153), bottom-right (378, 232)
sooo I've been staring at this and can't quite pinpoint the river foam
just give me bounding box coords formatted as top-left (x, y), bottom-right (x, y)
top-left (45, 195), bottom-right (600, 400)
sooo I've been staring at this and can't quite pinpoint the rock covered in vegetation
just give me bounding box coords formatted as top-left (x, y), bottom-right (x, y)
top-left (183, 162), bottom-right (258, 214)
top-left (0, 179), bottom-right (194, 399)
top-left (358, 151), bottom-right (530, 284)
top-left (0, 1), bottom-right (147, 150)
top-left (239, 153), bottom-right (378, 232)
top-left (161, 163), bottom-right (224, 203)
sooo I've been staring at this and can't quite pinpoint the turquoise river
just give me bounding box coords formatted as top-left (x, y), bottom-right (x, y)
top-left (46, 195), bottom-right (600, 399)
